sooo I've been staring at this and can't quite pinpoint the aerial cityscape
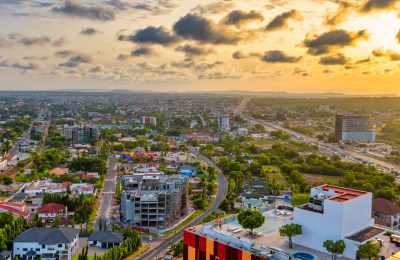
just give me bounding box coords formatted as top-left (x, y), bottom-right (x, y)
top-left (2, 0), bottom-right (400, 260)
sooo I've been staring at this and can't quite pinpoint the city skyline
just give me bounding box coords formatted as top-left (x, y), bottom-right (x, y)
top-left (1, 0), bottom-right (400, 94)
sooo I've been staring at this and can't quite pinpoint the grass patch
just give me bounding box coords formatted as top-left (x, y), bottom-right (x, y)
top-left (72, 256), bottom-right (95, 260)
top-left (263, 166), bottom-right (282, 180)
top-left (89, 200), bottom-right (100, 221)
top-left (139, 232), bottom-right (158, 238)
top-left (126, 245), bottom-right (149, 259)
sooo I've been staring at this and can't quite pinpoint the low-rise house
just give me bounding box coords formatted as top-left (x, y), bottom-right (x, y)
top-left (0, 204), bottom-right (30, 219)
top-left (11, 193), bottom-right (28, 203)
top-left (372, 198), bottom-right (400, 230)
top-left (13, 227), bottom-right (79, 260)
top-left (49, 168), bottom-right (69, 177)
top-left (0, 159), bottom-right (7, 171)
top-left (0, 251), bottom-right (12, 260)
top-left (87, 231), bottom-right (124, 248)
top-left (1, 202), bottom-right (38, 214)
top-left (37, 203), bottom-right (68, 221)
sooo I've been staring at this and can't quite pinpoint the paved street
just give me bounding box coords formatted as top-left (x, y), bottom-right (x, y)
top-left (137, 149), bottom-right (228, 260)
top-left (94, 154), bottom-right (117, 231)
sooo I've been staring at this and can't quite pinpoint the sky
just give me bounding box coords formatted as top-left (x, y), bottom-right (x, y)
top-left (1, 0), bottom-right (400, 94)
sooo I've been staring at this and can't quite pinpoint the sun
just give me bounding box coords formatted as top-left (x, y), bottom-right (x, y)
top-left (341, 11), bottom-right (400, 57)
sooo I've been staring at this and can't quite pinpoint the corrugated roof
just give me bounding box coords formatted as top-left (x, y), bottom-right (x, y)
top-left (87, 231), bottom-right (124, 243)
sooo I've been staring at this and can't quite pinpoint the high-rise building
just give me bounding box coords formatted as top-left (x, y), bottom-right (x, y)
top-left (335, 114), bottom-right (375, 142)
top-left (218, 116), bottom-right (230, 129)
top-left (121, 173), bottom-right (188, 229)
top-left (63, 124), bottom-right (100, 143)
top-left (141, 116), bottom-right (157, 126)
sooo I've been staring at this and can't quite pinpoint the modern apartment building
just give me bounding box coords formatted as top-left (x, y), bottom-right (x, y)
top-left (141, 116), bottom-right (157, 126)
top-left (335, 114), bottom-right (375, 142)
top-left (63, 124), bottom-right (100, 143)
top-left (121, 173), bottom-right (188, 229)
top-left (292, 185), bottom-right (384, 259)
top-left (218, 116), bottom-right (230, 129)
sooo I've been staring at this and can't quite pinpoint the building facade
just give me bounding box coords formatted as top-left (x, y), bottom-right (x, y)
top-left (13, 227), bottom-right (79, 260)
top-left (121, 173), bottom-right (188, 229)
top-left (0, 159), bottom-right (7, 171)
top-left (291, 185), bottom-right (384, 259)
top-left (63, 124), bottom-right (100, 143)
top-left (335, 114), bottom-right (375, 142)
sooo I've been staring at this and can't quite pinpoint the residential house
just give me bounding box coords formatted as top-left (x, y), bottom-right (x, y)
top-left (13, 227), bottom-right (79, 260)
top-left (0, 204), bottom-right (30, 219)
top-left (11, 193), bottom-right (28, 204)
top-left (49, 168), bottom-right (69, 177)
top-left (37, 203), bottom-right (68, 221)
top-left (87, 231), bottom-right (124, 248)
top-left (372, 198), bottom-right (400, 230)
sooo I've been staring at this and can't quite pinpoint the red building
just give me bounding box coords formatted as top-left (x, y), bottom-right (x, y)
top-left (184, 226), bottom-right (268, 260)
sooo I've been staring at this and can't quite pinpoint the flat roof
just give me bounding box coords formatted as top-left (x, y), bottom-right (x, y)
top-left (316, 184), bottom-right (368, 203)
top-left (346, 226), bottom-right (385, 242)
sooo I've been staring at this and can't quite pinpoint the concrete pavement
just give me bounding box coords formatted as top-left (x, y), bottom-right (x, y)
top-left (94, 154), bottom-right (117, 231)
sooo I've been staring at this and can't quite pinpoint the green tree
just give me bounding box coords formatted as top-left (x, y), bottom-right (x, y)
top-left (268, 178), bottom-right (284, 203)
top-left (323, 239), bottom-right (346, 260)
top-left (0, 212), bottom-right (14, 228)
top-left (237, 208), bottom-right (265, 234)
top-left (169, 239), bottom-right (184, 257)
top-left (191, 139), bottom-right (200, 147)
top-left (357, 241), bottom-right (380, 260)
top-left (2, 176), bottom-right (13, 185)
top-left (279, 223), bottom-right (302, 248)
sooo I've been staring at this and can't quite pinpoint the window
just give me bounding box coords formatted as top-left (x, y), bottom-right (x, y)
top-left (42, 245), bottom-right (45, 249)
top-left (58, 244), bottom-right (63, 247)
top-left (23, 248), bottom-right (28, 251)
top-left (35, 248), bottom-right (40, 251)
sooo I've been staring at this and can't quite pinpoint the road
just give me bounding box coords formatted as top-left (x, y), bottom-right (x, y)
top-left (137, 148), bottom-right (228, 260)
top-left (236, 98), bottom-right (400, 173)
top-left (198, 114), bottom-right (206, 128)
top-left (94, 154), bottom-right (117, 230)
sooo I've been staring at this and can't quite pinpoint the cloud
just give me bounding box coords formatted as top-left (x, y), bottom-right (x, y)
top-left (59, 54), bottom-right (95, 67)
top-left (52, 0), bottom-right (115, 21)
top-left (6, 33), bottom-right (66, 47)
top-left (389, 51), bottom-right (400, 60)
top-left (118, 26), bottom-right (179, 45)
top-left (131, 47), bottom-right (154, 57)
top-left (319, 53), bottom-right (350, 65)
top-left (261, 50), bottom-right (302, 63)
top-left (0, 59), bottom-right (44, 71)
top-left (232, 50), bottom-right (261, 59)
top-left (372, 48), bottom-right (385, 57)
top-left (397, 29), bottom-right (400, 43)
top-left (266, 9), bottom-right (297, 31)
top-left (12, 61), bottom-right (44, 70)
top-left (191, 1), bottom-right (235, 15)
top-left (360, 0), bottom-right (399, 13)
top-left (175, 44), bottom-right (214, 57)
top-left (303, 29), bottom-right (368, 55)
top-left (355, 57), bottom-right (371, 64)
top-left (54, 50), bottom-right (79, 58)
top-left (173, 13), bottom-right (240, 45)
top-left (221, 10), bottom-right (264, 27)
top-left (325, 1), bottom-right (353, 26)
top-left (80, 28), bottom-right (100, 35)
top-left (195, 60), bottom-right (223, 70)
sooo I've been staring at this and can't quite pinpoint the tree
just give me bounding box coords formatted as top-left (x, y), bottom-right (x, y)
top-left (99, 219), bottom-right (102, 231)
top-left (0, 212), bottom-right (14, 228)
top-left (323, 240), bottom-right (346, 260)
top-left (2, 176), bottom-right (12, 185)
top-left (169, 239), bottom-right (184, 257)
top-left (268, 178), bottom-right (284, 203)
top-left (237, 208), bottom-right (265, 234)
top-left (191, 139), bottom-right (199, 147)
top-left (357, 241), bottom-right (380, 260)
top-left (279, 223), bottom-right (302, 248)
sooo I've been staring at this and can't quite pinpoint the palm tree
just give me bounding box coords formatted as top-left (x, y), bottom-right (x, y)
top-left (268, 178), bottom-right (282, 203)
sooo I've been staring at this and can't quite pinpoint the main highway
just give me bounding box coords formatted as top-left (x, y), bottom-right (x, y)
top-left (236, 98), bottom-right (400, 173)
top-left (137, 148), bottom-right (228, 260)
